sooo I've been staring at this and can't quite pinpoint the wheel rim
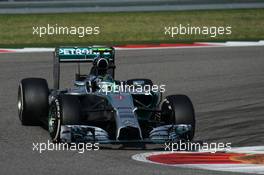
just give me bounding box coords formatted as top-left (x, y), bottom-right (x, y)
top-left (48, 106), bottom-right (55, 133)
top-left (48, 101), bottom-right (61, 142)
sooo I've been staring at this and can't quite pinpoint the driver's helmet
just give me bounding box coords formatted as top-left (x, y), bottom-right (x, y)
top-left (93, 57), bottom-right (109, 76)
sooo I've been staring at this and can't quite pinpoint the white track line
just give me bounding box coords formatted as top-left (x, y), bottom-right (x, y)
top-left (132, 146), bottom-right (264, 174)
top-left (0, 41), bottom-right (263, 53)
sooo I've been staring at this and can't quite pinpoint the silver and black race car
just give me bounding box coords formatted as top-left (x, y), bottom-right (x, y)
top-left (18, 46), bottom-right (195, 144)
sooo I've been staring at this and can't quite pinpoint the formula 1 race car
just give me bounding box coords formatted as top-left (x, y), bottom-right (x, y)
top-left (18, 46), bottom-right (195, 144)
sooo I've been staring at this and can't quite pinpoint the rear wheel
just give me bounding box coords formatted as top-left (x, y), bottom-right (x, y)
top-left (18, 78), bottom-right (49, 125)
top-left (48, 95), bottom-right (81, 142)
top-left (161, 95), bottom-right (195, 141)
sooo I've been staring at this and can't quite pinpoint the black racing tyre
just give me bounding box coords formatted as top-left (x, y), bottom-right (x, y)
top-left (18, 78), bottom-right (49, 126)
top-left (161, 95), bottom-right (195, 141)
top-left (48, 95), bottom-right (81, 142)
top-left (126, 79), bottom-right (153, 86)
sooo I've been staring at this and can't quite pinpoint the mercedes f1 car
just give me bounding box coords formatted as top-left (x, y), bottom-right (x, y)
top-left (18, 46), bottom-right (195, 144)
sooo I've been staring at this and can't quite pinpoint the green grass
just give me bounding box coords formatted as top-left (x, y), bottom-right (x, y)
top-left (0, 9), bottom-right (264, 47)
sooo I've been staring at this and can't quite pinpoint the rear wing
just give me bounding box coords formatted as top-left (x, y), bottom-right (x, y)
top-left (56, 46), bottom-right (114, 62)
top-left (53, 46), bottom-right (115, 89)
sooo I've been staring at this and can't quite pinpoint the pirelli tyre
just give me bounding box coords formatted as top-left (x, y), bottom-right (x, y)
top-left (18, 78), bottom-right (49, 125)
top-left (48, 95), bottom-right (81, 142)
top-left (161, 95), bottom-right (195, 141)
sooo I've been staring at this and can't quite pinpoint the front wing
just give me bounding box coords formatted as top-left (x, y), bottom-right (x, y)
top-left (59, 124), bottom-right (192, 144)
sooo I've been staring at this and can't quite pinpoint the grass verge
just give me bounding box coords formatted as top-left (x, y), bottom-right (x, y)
top-left (0, 9), bottom-right (263, 47)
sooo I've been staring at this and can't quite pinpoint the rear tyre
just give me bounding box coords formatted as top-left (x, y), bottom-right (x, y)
top-left (48, 95), bottom-right (81, 142)
top-left (18, 78), bottom-right (49, 125)
top-left (161, 95), bottom-right (195, 141)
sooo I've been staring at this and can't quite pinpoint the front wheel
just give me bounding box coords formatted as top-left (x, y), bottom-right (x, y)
top-left (161, 95), bottom-right (195, 141)
top-left (48, 95), bottom-right (81, 142)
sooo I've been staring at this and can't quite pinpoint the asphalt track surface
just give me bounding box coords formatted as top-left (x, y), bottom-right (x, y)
top-left (0, 46), bottom-right (264, 175)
